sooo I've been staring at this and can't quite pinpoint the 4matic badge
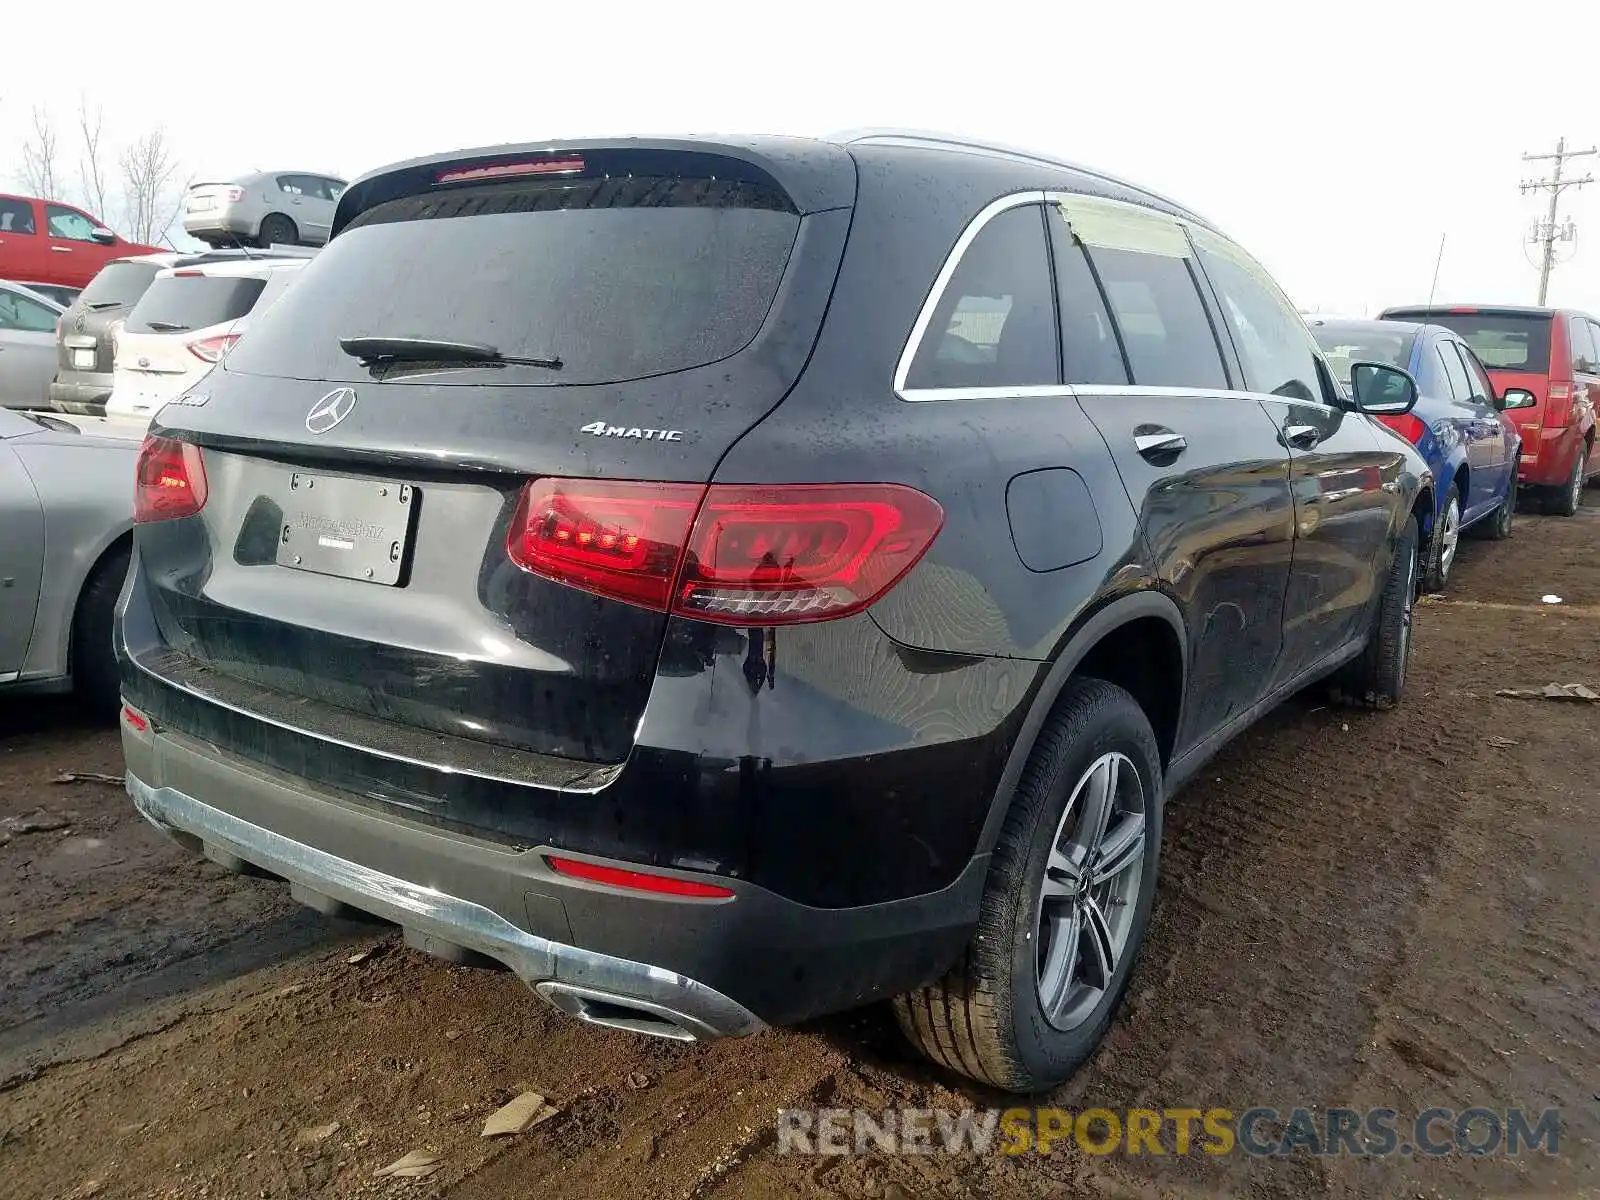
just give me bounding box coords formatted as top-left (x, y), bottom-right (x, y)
top-left (580, 422), bottom-right (683, 441)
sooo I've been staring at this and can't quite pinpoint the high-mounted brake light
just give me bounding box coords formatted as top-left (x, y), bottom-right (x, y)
top-left (546, 856), bottom-right (735, 899)
top-left (1378, 413), bottom-right (1427, 445)
top-left (172, 269), bottom-right (204, 277)
top-left (435, 157), bottom-right (586, 184)
top-left (187, 333), bottom-right (240, 363)
top-left (507, 479), bottom-right (944, 625)
top-left (134, 434), bottom-right (208, 523)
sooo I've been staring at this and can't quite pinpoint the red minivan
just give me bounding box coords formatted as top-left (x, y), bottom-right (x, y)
top-left (0, 194), bottom-right (165, 292)
top-left (1380, 304), bottom-right (1600, 516)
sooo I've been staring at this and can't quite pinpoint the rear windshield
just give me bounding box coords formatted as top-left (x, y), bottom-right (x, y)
top-left (125, 275), bottom-right (268, 334)
top-left (80, 261), bottom-right (162, 309)
top-left (1310, 326), bottom-right (1416, 383)
top-left (223, 176), bottom-right (801, 386)
top-left (1389, 311), bottom-right (1552, 373)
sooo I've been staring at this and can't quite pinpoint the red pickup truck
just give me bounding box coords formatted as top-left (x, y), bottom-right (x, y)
top-left (0, 194), bottom-right (164, 292)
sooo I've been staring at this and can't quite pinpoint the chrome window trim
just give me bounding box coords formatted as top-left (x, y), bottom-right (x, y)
top-left (895, 190), bottom-right (1047, 401)
top-left (897, 190), bottom-right (1205, 403)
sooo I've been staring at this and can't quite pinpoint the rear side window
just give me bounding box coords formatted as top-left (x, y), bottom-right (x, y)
top-left (228, 176), bottom-right (801, 387)
top-left (1436, 341), bottom-right (1471, 400)
top-left (1452, 342), bottom-right (1494, 401)
top-left (80, 261), bottom-right (161, 308)
top-left (906, 205), bottom-right (1058, 390)
top-left (125, 275), bottom-right (268, 334)
top-left (1046, 213), bottom-right (1128, 385)
top-left (1395, 312), bottom-right (1553, 373)
top-left (0, 198), bottom-right (35, 235)
top-left (1568, 315), bottom-right (1597, 372)
top-left (1085, 248), bottom-right (1227, 390)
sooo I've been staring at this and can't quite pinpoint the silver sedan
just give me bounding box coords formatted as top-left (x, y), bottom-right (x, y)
top-left (0, 280), bottom-right (66, 409)
top-left (0, 407), bottom-right (144, 711)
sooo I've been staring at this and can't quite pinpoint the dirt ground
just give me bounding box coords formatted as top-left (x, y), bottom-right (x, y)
top-left (2, 503), bottom-right (1597, 1200)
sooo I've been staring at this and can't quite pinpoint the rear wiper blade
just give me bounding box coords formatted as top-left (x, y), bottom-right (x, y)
top-left (86, 300), bottom-right (122, 310)
top-left (145, 320), bottom-right (191, 332)
top-left (338, 335), bottom-right (561, 370)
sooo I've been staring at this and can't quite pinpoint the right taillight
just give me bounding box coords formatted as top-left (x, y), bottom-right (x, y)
top-left (506, 479), bottom-right (943, 625)
top-left (1378, 413), bottom-right (1427, 445)
top-left (134, 435), bottom-right (208, 523)
top-left (224, 186), bottom-right (244, 202)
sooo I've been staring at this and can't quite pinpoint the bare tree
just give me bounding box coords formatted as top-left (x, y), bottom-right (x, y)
top-left (77, 98), bottom-right (111, 221)
top-left (120, 127), bottom-right (183, 244)
top-left (20, 106), bottom-right (60, 199)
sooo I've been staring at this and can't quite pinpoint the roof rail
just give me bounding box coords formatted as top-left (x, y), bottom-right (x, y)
top-left (827, 127), bottom-right (1204, 224)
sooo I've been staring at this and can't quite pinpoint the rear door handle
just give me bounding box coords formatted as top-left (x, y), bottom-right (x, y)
top-left (1284, 424), bottom-right (1321, 449)
top-left (1133, 430), bottom-right (1187, 459)
top-left (50, 245), bottom-right (72, 253)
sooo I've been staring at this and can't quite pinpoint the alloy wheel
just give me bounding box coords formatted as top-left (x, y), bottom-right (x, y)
top-left (1034, 752), bottom-right (1147, 1031)
top-left (1437, 496), bottom-right (1460, 577)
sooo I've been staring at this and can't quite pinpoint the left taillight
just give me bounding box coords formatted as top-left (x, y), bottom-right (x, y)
top-left (187, 333), bottom-right (240, 363)
top-left (1378, 413), bottom-right (1427, 445)
top-left (134, 435), bottom-right (207, 523)
top-left (506, 478), bottom-right (944, 625)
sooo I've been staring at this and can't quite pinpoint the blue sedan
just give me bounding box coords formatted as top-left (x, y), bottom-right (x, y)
top-left (1311, 317), bottom-right (1522, 590)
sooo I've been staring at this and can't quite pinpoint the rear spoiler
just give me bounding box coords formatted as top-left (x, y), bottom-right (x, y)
top-left (330, 136), bottom-right (856, 239)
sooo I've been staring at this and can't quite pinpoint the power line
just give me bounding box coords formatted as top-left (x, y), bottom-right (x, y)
top-left (1520, 137), bottom-right (1597, 305)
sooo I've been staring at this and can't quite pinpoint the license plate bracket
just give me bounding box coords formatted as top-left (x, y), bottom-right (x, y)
top-left (274, 472), bottom-right (417, 585)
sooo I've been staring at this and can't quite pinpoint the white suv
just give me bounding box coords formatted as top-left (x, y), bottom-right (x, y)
top-left (107, 258), bottom-right (309, 421)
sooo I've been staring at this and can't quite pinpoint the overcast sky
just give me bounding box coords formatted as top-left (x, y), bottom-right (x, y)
top-left (5, 0), bottom-right (1600, 316)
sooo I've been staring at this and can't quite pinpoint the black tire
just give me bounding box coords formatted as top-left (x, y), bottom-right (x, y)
top-left (257, 213), bottom-right (298, 248)
top-left (1472, 479), bottom-right (1516, 542)
top-left (1543, 448), bottom-right (1585, 516)
top-left (892, 678), bottom-right (1163, 1093)
top-left (1332, 514), bottom-right (1418, 710)
top-left (1420, 483), bottom-right (1460, 592)
top-left (72, 542), bottom-right (130, 717)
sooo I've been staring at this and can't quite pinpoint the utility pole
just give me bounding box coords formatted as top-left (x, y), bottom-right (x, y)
top-left (1520, 137), bottom-right (1597, 305)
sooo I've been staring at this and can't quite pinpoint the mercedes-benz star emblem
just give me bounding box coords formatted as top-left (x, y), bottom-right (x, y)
top-left (306, 387), bottom-right (357, 434)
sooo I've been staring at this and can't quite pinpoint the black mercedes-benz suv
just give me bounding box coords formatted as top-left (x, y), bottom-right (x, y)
top-left (117, 132), bottom-right (1432, 1092)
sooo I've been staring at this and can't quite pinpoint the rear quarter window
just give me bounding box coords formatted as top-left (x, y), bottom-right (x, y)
top-left (125, 276), bottom-right (269, 334)
top-left (225, 176), bottom-right (801, 387)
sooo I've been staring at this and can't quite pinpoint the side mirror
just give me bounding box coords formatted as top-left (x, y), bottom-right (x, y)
top-left (1500, 387), bottom-right (1538, 410)
top-left (1350, 361), bottom-right (1419, 415)
top-left (89, 226), bottom-right (116, 245)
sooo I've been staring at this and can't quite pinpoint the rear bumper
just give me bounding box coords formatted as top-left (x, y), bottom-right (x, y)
top-left (121, 713), bottom-right (986, 1030)
top-left (50, 373), bottom-right (112, 413)
top-left (1518, 424), bottom-right (1588, 486)
top-left (183, 211), bottom-right (256, 239)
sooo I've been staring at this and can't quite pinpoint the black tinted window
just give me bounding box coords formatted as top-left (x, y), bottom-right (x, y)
top-left (1388, 312), bottom-right (1552, 373)
top-left (80, 261), bottom-right (161, 308)
top-left (125, 276), bottom-right (267, 334)
top-left (1085, 247), bottom-right (1226, 390)
top-left (1047, 217), bottom-right (1128, 385)
top-left (907, 205), bottom-right (1058, 390)
top-left (228, 176), bottom-right (800, 387)
top-left (0, 198), bottom-right (35, 235)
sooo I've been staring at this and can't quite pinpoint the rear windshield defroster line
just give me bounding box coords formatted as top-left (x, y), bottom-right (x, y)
top-left (223, 176), bottom-right (802, 387)
top-left (125, 276), bottom-right (268, 335)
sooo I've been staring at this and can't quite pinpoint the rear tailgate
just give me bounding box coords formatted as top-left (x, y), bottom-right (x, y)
top-left (123, 143), bottom-right (856, 836)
